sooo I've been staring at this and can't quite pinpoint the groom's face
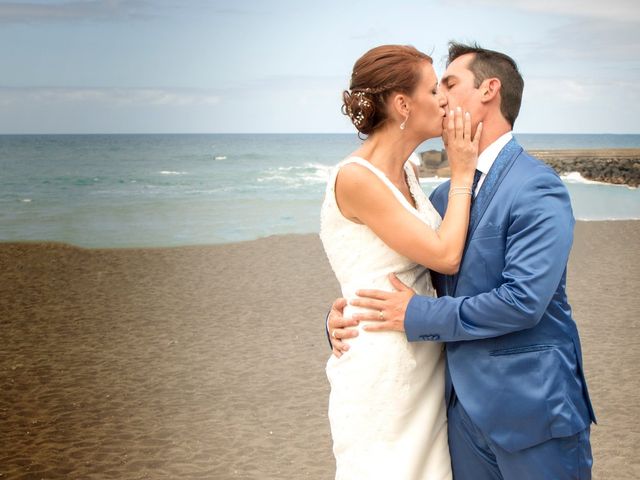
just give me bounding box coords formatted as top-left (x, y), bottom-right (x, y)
top-left (440, 53), bottom-right (482, 129)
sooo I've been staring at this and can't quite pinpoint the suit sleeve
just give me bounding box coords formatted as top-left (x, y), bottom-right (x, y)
top-left (405, 169), bottom-right (574, 342)
top-left (324, 182), bottom-right (449, 349)
top-left (429, 181), bottom-right (449, 212)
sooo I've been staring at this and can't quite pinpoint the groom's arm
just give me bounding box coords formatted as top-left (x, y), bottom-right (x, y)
top-left (325, 180), bottom-right (449, 354)
top-left (405, 169), bottom-right (573, 342)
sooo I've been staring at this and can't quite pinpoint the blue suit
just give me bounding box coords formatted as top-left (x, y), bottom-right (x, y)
top-left (406, 138), bottom-right (596, 477)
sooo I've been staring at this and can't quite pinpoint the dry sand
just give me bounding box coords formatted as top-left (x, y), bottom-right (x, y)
top-left (0, 221), bottom-right (639, 479)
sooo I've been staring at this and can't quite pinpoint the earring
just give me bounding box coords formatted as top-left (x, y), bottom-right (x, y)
top-left (400, 114), bottom-right (409, 130)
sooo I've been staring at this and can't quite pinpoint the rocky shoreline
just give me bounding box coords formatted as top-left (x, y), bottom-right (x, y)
top-left (418, 148), bottom-right (640, 187)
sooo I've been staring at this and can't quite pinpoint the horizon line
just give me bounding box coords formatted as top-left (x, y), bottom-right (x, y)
top-left (1, 132), bottom-right (639, 136)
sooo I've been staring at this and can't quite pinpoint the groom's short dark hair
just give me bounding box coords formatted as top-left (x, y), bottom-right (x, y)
top-left (447, 42), bottom-right (524, 127)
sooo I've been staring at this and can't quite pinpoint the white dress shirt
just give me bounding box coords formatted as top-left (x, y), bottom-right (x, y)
top-left (474, 131), bottom-right (513, 196)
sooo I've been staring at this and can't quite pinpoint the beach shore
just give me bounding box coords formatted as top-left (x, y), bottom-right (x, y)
top-left (1, 221), bottom-right (639, 479)
top-left (418, 148), bottom-right (640, 186)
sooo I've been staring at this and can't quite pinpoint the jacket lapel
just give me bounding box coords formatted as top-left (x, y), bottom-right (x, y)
top-left (468, 139), bottom-right (522, 238)
top-left (450, 139), bottom-right (522, 294)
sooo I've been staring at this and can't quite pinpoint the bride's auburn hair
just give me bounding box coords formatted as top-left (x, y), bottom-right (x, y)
top-left (342, 45), bottom-right (432, 136)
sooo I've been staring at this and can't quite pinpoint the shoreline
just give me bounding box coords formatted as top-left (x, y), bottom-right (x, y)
top-left (1, 219), bottom-right (638, 251)
top-left (418, 148), bottom-right (640, 187)
top-left (1, 221), bottom-right (639, 478)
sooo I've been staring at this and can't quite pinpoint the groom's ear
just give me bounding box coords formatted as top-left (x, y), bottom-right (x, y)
top-left (480, 78), bottom-right (501, 104)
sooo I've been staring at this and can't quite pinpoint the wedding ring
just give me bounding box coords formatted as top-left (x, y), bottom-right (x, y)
top-left (331, 329), bottom-right (337, 339)
top-left (379, 310), bottom-right (384, 320)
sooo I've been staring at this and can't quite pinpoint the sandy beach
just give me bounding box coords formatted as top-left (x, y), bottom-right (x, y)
top-left (1, 221), bottom-right (639, 479)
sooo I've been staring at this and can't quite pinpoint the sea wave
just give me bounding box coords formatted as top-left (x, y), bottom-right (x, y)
top-left (560, 172), bottom-right (606, 185)
top-left (419, 176), bottom-right (449, 185)
top-left (560, 171), bottom-right (636, 189)
top-left (159, 171), bottom-right (188, 175)
top-left (257, 162), bottom-right (332, 188)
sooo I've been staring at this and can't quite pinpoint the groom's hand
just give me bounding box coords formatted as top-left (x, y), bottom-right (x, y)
top-left (350, 274), bottom-right (415, 332)
top-left (328, 298), bottom-right (359, 358)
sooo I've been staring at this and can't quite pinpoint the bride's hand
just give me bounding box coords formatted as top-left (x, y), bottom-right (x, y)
top-left (328, 298), bottom-right (358, 358)
top-left (445, 107), bottom-right (482, 186)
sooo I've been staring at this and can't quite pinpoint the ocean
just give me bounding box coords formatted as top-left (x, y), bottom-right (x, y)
top-left (1, 133), bottom-right (638, 248)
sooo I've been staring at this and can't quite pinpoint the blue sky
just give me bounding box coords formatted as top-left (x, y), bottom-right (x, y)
top-left (0, 0), bottom-right (638, 134)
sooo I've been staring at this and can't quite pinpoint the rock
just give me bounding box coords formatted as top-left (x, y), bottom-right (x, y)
top-left (418, 150), bottom-right (448, 177)
top-left (416, 148), bottom-right (640, 187)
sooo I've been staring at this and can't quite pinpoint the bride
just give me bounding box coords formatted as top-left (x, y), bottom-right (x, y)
top-left (320, 45), bottom-right (481, 479)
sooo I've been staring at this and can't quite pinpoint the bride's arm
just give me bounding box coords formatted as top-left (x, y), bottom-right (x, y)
top-left (336, 110), bottom-right (481, 275)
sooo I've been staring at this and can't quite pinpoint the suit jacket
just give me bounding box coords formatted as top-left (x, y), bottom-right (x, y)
top-left (406, 138), bottom-right (596, 452)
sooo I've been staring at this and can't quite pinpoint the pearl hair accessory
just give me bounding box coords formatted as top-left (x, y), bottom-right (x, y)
top-left (347, 91), bottom-right (372, 127)
top-left (345, 84), bottom-right (398, 128)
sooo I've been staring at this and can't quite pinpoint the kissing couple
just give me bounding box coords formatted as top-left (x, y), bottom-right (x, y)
top-left (320, 42), bottom-right (596, 479)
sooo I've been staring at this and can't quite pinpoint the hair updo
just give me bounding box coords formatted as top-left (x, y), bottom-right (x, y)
top-left (342, 45), bottom-right (432, 136)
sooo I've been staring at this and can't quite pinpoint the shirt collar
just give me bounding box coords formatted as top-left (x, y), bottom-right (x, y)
top-left (476, 131), bottom-right (513, 175)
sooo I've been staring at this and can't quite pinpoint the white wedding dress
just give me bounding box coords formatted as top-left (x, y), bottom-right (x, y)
top-left (320, 157), bottom-right (452, 480)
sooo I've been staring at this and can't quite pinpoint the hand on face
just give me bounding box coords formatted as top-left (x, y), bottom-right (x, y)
top-left (442, 107), bottom-right (482, 181)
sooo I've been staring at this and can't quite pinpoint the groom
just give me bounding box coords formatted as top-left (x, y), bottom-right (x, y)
top-left (327, 42), bottom-right (596, 479)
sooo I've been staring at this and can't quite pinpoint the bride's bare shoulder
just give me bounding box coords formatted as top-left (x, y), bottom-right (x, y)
top-left (335, 159), bottom-right (381, 192)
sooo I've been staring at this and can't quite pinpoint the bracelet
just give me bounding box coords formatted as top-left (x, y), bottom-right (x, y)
top-left (449, 190), bottom-right (472, 197)
top-left (449, 187), bottom-right (472, 195)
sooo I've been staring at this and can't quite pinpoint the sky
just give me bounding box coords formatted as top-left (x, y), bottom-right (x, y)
top-left (0, 0), bottom-right (638, 134)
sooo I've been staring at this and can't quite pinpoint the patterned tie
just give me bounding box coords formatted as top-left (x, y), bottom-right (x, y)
top-left (471, 169), bottom-right (483, 202)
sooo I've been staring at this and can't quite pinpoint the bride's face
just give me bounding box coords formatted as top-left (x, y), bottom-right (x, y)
top-left (405, 63), bottom-right (448, 139)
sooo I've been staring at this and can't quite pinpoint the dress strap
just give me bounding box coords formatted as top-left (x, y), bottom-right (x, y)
top-left (403, 161), bottom-right (423, 200)
top-left (327, 157), bottom-right (424, 222)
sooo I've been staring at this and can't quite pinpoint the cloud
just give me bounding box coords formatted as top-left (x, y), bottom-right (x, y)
top-left (0, 0), bottom-right (159, 23)
top-left (518, 75), bottom-right (640, 132)
top-left (439, 0), bottom-right (639, 64)
top-left (458, 12), bottom-right (639, 66)
top-left (0, 87), bottom-right (221, 107)
top-left (544, 19), bottom-right (639, 62)
top-left (499, 17), bottom-right (640, 68)
top-left (525, 77), bottom-right (598, 104)
top-left (0, 0), bottom-right (261, 23)
top-left (521, 75), bottom-right (640, 122)
top-left (444, 0), bottom-right (640, 23)
top-left (349, 27), bottom-right (386, 40)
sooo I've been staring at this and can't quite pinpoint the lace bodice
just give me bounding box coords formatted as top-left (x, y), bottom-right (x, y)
top-left (320, 157), bottom-right (442, 300)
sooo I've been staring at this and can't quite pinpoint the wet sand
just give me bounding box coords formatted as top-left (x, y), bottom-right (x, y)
top-left (1, 221), bottom-right (639, 479)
